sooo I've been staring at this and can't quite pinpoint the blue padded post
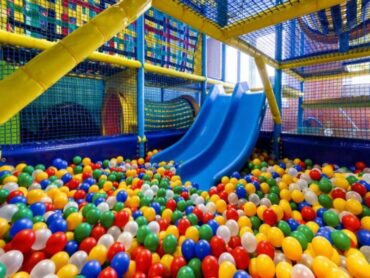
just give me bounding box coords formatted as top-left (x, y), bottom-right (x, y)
top-left (237, 51), bottom-right (241, 82)
top-left (201, 34), bottom-right (207, 105)
top-left (217, 0), bottom-right (228, 27)
top-left (136, 15), bottom-right (145, 157)
top-left (221, 43), bottom-right (226, 82)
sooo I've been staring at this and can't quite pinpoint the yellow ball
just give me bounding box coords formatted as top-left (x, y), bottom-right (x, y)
top-left (245, 183), bottom-right (256, 194)
top-left (255, 233), bottom-right (267, 243)
top-left (260, 182), bottom-right (270, 194)
top-left (88, 245), bottom-right (107, 264)
top-left (3, 175), bottom-right (17, 184)
top-left (0, 218), bottom-right (9, 238)
top-left (152, 253), bottom-right (161, 264)
top-left (305, 221), bottom-right (319, 234)
top-left (361, 216), bottom-right (370, 230)
top-left (214, 215), bottom-right (226, 225)
top-left (162, 209), bottom-right (173, 223)
top-left (346, 254), bottom-right (370, 277)
top-left (27, 189), bottom-right (46, 204)
top-left (310, 183), bottom-right (321, 195)
top-left (12, 272), bottom-right (30, 278)
top-left (291, 190), bottom-right (305, 203)
top-left (66, 212), bottom-right (83, 231)
top-left (276, 261), bottom-right (292, 278)
top-left (282, 236), bottom-right (302, 261)
top-left (252, 158), bottom-right (261, 165)
top-left (57, 264), bottom-right (79, 278)
top-left (333, 178), bottom-right (349, 190)
top-left (33, 222), bottom-right (47, 231)
top-left (271, 205), bottom-right (284, 221)
top-left (282, 174), bottom-right (293, 184)
top-left (126, 260), bottom-right (136, 278)
top-left (251, 169), bottom-right (261, 177)
top-left (221, 176), bottom-right (230, 184)
top-left (143, 207), bottom-right (156, 222)
top-left (185, 226), bottom-right (199, 242)
top-left (312, 236), bottom-right (333, 258)
top-left (225, 183), bottom-right (235, 194)
top-left (331, 248), bottom-right (341, 266)
top-left (54, 194), bottom-right (68, 210)
top-left (256, 205), bottom-right (267, 220)
top-left (51, 251), bottom-right (69, 272)
top-left (256, 254), bottom-right (275, 278)
top-left (312, 256), bottom-right (338, 278)
top-left (219, 262), bottom-right (236, 278)
top-left (243, 202), bottom-right (257, 217)
top-left (342, 229), bottom-right (357, 247)
top-left (345, 199), bottom-right (363, 215)
top-left (237, 216), bottom-right (251, 228)
top-left (248, 258), bottom-right (258, 278)
top-left (326, 267), bottom-right (351, 278)
top-left (267, 227), bottom-right (284, 247)
top-left (322, 165), bottom-right (334, 178)
top-left (216, 199), bottom-right (227, 213)
top-left (166, 225), bottom-right (179, 239)
top-left (279, 188), bottom-right (291, 201)
top-left (160, 254), bottom-right (174, 277)
top-left (333, 198), bottom-right (346, 212)
top-left (82, 157), bottom-right (91, 166)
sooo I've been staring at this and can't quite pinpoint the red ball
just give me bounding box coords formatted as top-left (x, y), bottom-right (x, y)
top-left (219, 191), bottom-right (228, 202)
top-left (107, 242), bottom-right (125, 262)
top-left (226, 208), bottom-right (239, 221)
top-left (210, 236), bottom-right (226, 257)
top-left (216, 183), bottom-right (225, 193)
top-left (158, 219), bottom-right (169, 231)
top-left (166, 199), bottom-right (177, 211)
top-left (301, 206), bottom-right (316, 221)
top-left (67, 178), bottom-right (80, 190)
top-left (6, 190), bottom-right (24, 202)
top-left (45, 168), bottom-right (56, 177)
top-left (263, 208), bottom-right (277, 226)
top-left (355, 161), bottom-right (366, 171)
top-left (45, 232), bottom-right (67, 256)
top-left (22, 251), bottom-right (46, 273)
top-left (79, 237), bottom-right (97, 254)
top-left (148, 263), bottom-right (165, 278)
top-left (331, 188), bottom-right (346, 199)
top-left (133, 272), bottom-right (146, 278)
top-left (192, 207), bottom-right (204, 222)
top-left (352, 183), bottom-right (367, 197)
top-left (114, 211), bottom-right (130, 228)
top-left (203, 213), bottom-right (214, 224)
top-left (170, 256), bottom-right (186, 277)
top-left (228, 236), bottom-right (241, 249)
top-left (309, 169), bottom-right (321, 180)
top-left (98, 267), bottom-right (118, 278)
top-left (202, 255), bottom-right (219, 278)
top-left (11, 229), bottom-right (35, 253)
top-left (231, 246), bottom-right (250, 269)
top-left (131, 246), bottom-right (145, 261)
top-left (91, 224), bottom-right (106, 240)
top-left (74, 190), bottom-right (86, 200)
top-left (256, 240), bottom-right (275, 259)
top-left (178, 219), bottom-right (191, 235)
top-left (135, 248), bottom-right (152, 273)
top-left (209, 187), bottom-right (218, 196)
top-left (342, 214), bottom-right (361, 232)
top-left (180, 191), bottom-right (189, 200)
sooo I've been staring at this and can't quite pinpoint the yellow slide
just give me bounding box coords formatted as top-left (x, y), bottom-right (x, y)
top-left (0, 0), bottom-right (151, 124)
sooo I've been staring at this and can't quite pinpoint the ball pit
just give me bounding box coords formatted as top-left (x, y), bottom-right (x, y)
top-left (0, 151), bottom-right (369, 278)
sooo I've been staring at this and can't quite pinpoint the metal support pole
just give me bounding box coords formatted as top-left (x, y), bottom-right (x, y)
top-left (237, 51), bottom-right (241, 82)
top-left (136, 16), bottom-right (145, 158)
top-left (201, 34), bottom-right (207, 105)
top-left (221, 43), bottom-right (226, 82)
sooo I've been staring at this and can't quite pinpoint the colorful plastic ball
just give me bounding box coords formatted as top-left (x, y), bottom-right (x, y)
top-left (170, 256), bottom-right (186, 277)
top-left (282, 236), bottom-right (302, 261)
top-left (323, 210), bottom-right (340, 227)
top-left (199, 224), bottom-right (213, 241)
top-left (111, 252), bottom-right (130, 277)
top-left (233, 270), bottom-right (250, 278)
top-left (241, 232), bottom-right (257, 253)
top-left (9, 218), bottom-right (33, 237)
top-left (135, 248), bottom-right (152, 273)
top-left (256, 254), bottom-right (275, 278)
top-left (144, 232), bottom-right (159, 253)
top-left (357, 229), bottom-right (370, 246)
top-left (11, 229), bottom-right (35, 252)
top-left (181, 239), bottom-right (195, 261)
top-left (81, 260), bottom-right (101, 278)
top-left (231, 246), bottom-right (250, 269)
top-left (177, 266), bottom-right (195, 278)
top-left (291, 264), bottom-right (314, 278)
top-left (45, 232), bottom-right (67, 256)
top-left (195, 239), bottom-right (211, 260)
top-left (256, 240), bottom-right (274, 259)
top-left (311, 236), bottom-right (333, 258)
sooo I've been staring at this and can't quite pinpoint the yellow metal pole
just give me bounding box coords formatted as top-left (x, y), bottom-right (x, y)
top-left (0, 0), bottom-right (151, 124)
top-left (144, 64), bottom-right (206, 82)
top-left (224, 0), bottom-right (346, 38)
top-left (255, 56), bottom-right (282, 124)
top-left (281, 48), bottom-right (370, 69)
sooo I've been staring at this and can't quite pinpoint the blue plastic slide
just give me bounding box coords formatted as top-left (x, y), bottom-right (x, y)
top-left (151, 83), bottom-right (249, 164)
top-left (151, 82), bottom-right (266, 189)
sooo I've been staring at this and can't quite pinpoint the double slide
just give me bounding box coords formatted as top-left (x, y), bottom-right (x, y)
top-left (151, 83), bottom-right (266, 189)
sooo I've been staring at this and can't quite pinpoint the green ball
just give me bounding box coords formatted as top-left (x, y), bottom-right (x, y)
top-left (108, 174), bottom-right (116, 182)
top-left (318, 194), bottom-right (333, 209)
top-left (346, 175), bottom-right (358, 185)
top-left (136, 216), bottom-right (148, 227)
top-left (113, 202), bottom-right (124, 212)
top-left (93, 169), bottom-right (102, 179)
top-left (163, 234), bottom-right (177, 254)
top-left (323, 210), bottom-right (339, 227)
top-left (100, 211), bottom-right (114, 229)
top-left (74, 165), bottom-right (83, 174)
top-left (32, 215), bottom-right (44, 223)
top-left (126, 177), bottom-right (133, 185)
top-left (269, 186), bottom-right (280, 195)
top-left (268, 193), bottom-right (279, 205)
top-left (102, 160), bottom-right (110, 168)
top-left (188, 258), bottom-right (202, 278)
top-left (256, 191), bottom-right (264, 199)
top-left (157, 188), bottom-right (166, 198)
top-left (331, 230), bottom-right (350, 251)
top-left (177, 266), bottom-right (195, 278)
top-left (277, 220), bottom-right (291, 236)
top-left (137, 226), bottom-right (150, 244)
top-left (82, 203), bottom-right (95, 218)
top-left (0, 261), bottom-right (6, 278)
top-left (251, 216), bottom-right (261, 230)
top-left (304, 159), bottom-right (313, 167)
top-left (35, 164), bottom-right (45, 171)
top-left (259, 176), bottom-right (267, 183)
top-left (86, 208), bottom-right (101, 225)
top-left (187, 214), bottom-right (198, 226)
top-left (18, 173), bottom-right (33, 187)
top-left (144, 232), bottom-right (159, 252)
top-left (291, 231), bottom-right (308, 250)
top-left (74, 223), bottom-right (92, 242)
top-left (22, 166), bottom-right (34, 175)
top-left (297, 225), bottom-right (314, 242)
top-left (290, 202), bottom-right (298, 211)
top-left (177, 200), bottom-right (187, 212)
top-left (140, 196), bottom-right (151, 207)
top-left (362, 206), bottom-right (370, 217)
top-left (267, 178), bottom-right (277, 187)
top-left (73, 156), bottom-right (82, 165)
top-left (12, 207), bottom-right (33, 222)
top-left (0, 189), bottom-right (9, 204)
top-left (319, 178), bottom-right (332, 193)
top-left (199, 224), bottom-right (213, 241)
top-left (172, 210), bottom-right (183, 224)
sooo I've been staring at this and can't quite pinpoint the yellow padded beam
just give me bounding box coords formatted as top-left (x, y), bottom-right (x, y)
top-left (0, 0), bottom-right (151, 124)
top-left (224, 0), bottom-right (346, 38)
top-left (255, 56), bottom-right (282, 125)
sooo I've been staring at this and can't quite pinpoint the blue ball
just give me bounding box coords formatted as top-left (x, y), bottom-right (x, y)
top-left (116, 191), bottom-right (128, 203)
top-left (132, 210), bottom-right (143, 219)
top-left (236, 186), bottom-right (247, 199)
top-left (94, 197), bottom-right (105, 206)
top-left (194, 239), bottom-right (211, 260)
top-left (61, 173), bottom-right (72, 184)
top-left (150, 202), bottom-right (161, 214)
top-left (49, 218), bottom-right (67, 233)
top-left (86, 193), bottom-right (94, 203)
top-left (233, 271), bottom-right (250, 278)
top-left (46, 211), bottom-right (63, 225)
top-left (40, 180), bottom-right (50, 189)
top-left (207, 220), bottom-right (219, 234)
top-left (85, 178), bottom-right (95, 185)
top-left (111, 252), bottom-right (130, 277)
top-left (317, 208), bottom-right (327, 218)
top-left (81, 260), bottom-right (101, 278)
top-left (358, 229), bottom-right (370, 246)
top-left (29, 202), bottom-right (46, 216)
top-left (287, 218), bottom-right (299, 231)
top-left (181, 239), bottom-right (195, 261)
top-left (231, 172), bottom-right (241, 179)
top-left (185, 206), bottom-right (194, 215)
top-left (79, 183), bottom-right (90, 192)
top-left (10, 218), bottom-right (33, 237)
top-left (192, 183), bottom-right (199, 190)
top-left (8, 195), bottom-right (27, 205)
top-left (64, 240), bottom-right (79, 255)
top-left (315, 217), bottom-right (324, 227)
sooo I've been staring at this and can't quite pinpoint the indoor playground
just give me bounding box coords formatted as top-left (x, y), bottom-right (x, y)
top-left (0, 0), bottom-right (370, 277)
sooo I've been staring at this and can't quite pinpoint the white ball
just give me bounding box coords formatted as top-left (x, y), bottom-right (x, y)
top-left (291, 264), bottom-right (314, 278)
top-left (107, 226), bottom-right (121, 241)
top-left (205, 202), bottom-right (216, 214)
top-left (124, 221), bottom-right (138, 236)
top-left (216, 225), bottom-right (231, 243)
top-left (97, 202), bottom-right (110, 213)
top-left (218, 252), bottom-right (235, 265)
top-left (226, 220), bottom-right (239, 237)
top-left (32, 229), bottom-right (52, 250)
top-left (241, 232), bottom-right (257, 253)
top-left (117, 232), bottom-right (133, 250)
top-left (30, 259), bottom-right (55, 278)
top-left (97, 234), bottom-right (115, 248)
top-left (148, 221), bottom-right (160, 234)
top-left (0, 250), bottom-right (23, 276)
top-left (68, 251), bottom-right (87, 271)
